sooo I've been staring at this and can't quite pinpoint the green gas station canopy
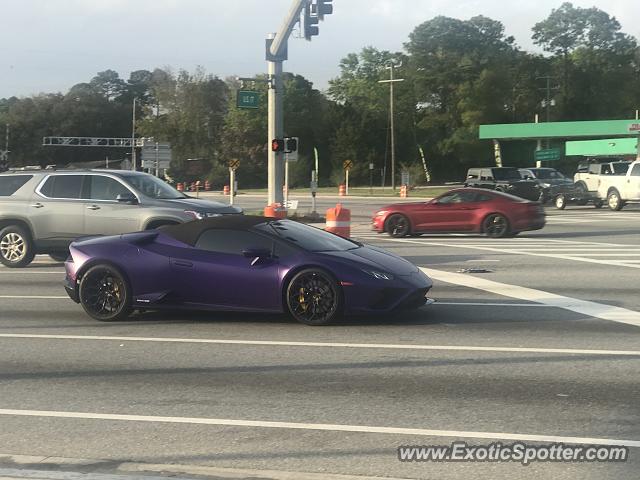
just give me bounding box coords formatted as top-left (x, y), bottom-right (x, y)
top-left (565, 138), bottom-right (639, 156)
top-left (480, 119), bottom-right (640, 140)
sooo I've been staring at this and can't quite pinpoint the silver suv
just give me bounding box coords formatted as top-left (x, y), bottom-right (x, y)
top-left (0, 169), bottom-right (242, 267)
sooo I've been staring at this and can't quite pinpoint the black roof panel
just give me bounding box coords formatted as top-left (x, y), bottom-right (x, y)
top-left (160, 215), bottom-right (270, 246)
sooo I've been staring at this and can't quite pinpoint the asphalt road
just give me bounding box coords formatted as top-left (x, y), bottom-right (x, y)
top-left (0, 199), bottom-right (639, 480)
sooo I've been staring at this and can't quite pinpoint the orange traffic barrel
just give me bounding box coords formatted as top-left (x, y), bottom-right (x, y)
top-left (205, 180), bottom-right (211, 191)
top-left (264, 203), bottom-right (287, 219)
top-left (176, 183), bottom-right (184, 192)
top-left (400, 185), bottom-right (409, 198)
top-left (223, 185), bottom-right (230, 196)
top-left (326, 204), bottom-right (351, 238)
top-left (338, 184), bottom-right (346, 196)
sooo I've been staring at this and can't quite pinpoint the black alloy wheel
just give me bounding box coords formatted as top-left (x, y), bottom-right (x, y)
top-left (483, 214), bottom-right (510, 238)
top-left (385, 214), bottom-right (411, 238)
top-left (79, 265), bottom-right (132, 321)
top-left (286, 269), bottom-right (341, 326)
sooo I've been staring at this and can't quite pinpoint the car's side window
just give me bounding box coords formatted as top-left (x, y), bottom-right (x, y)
top-left (195, 230), bottom-right (273, 256)
top-left (40, 175), bottom-right (83, 199)
top-left (474, 193), bottom-right (494, 202)
top-left (88, 175), bottom-right (133, 201)
top-left (630, 164), bottom-right (640, 177)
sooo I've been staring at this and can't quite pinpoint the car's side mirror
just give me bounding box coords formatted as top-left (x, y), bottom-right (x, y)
top-left (116, 193), bottom-right (138, 204)
top-left (243, 248), bottom-right (273, 265)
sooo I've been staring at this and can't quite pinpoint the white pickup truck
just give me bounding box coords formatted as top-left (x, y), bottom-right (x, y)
top-left (597, 160), bottom-right (640, 210)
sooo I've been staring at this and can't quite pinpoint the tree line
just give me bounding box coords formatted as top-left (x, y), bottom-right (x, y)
top-left (1, 2), bottom-right (638, 187)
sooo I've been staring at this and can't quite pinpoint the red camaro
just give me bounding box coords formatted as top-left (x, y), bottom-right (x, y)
top-left (372, 188), bottom-right (546, 238)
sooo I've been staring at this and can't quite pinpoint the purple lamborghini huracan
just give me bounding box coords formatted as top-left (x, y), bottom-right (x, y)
top-left (64, 216), bottom-right (433, 325)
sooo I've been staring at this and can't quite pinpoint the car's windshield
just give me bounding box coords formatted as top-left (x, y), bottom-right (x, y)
top-left (493, 169), bottom-right (521, 181)
top-left (530, 169), bottom-right (566, 180)
top-left (258, 220), bottom-right (360, 252)
top-left (117, 174), bottom-right (186, 199)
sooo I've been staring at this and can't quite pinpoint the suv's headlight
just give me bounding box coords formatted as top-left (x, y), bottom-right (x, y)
top-left (184, 210), bottom-right (205, 220)
top-left (542, 183), bottom-right (552, 189)
top-left (362, 269), bottom-right (394, 280)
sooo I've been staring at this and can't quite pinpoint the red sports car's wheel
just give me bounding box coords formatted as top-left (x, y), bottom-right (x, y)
top-left (385, 214), bottom-right (411, 238)
top-left (286, 269), bottom-right (342, 326)
top-left (483, 214), bottom-right (510, 238)
top-left (79, 264), bottom-right (132, 322)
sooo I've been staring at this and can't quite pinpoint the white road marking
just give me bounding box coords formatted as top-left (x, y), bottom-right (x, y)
top-left (435, 302), bottom-right (545, 307)
top-left (421, 267), bottom-right (640, 328)
top-left (0, 271), bottom-right (64, 274)
top-left (368, 236), bottom-right (640, 269)
top-left (0, 333), bottom-right (638, 356)
top-left (0, 408), bottom-right (637, 447)
top-left (0, 295), bottom-right (67, 299)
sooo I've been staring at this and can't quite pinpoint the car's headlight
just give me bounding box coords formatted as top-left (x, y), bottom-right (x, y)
top-left (375, 211), bottom-right (388, 217)
top-left (184, 210), bottom-right (205, 220)
top-left (542, 183), bottom-right (551, 189)
top-left (362, 269), bottom-right (394, 280)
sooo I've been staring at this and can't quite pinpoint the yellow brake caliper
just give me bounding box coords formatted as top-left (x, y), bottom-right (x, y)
top-left (299, 287), bottom-right (308, 312)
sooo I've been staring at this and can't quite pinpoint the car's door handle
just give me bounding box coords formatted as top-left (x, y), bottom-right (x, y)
top-left (31, 203), bottom-right (44, 209)
top-left (86, 205), bottom-right (101, 211)
top-left (172, 260), bottom-right (193, 268)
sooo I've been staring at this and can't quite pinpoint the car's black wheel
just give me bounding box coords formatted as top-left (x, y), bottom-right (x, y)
top-left (286, 269), bottom-right (342, 326)
top-left (554, 194), bottom-right (567, 210)
top-left (0, 225), bottom-right (35, 268)
top-left (79, 264), bottom-right (132, 322)
top-left (483, 214), bottom-right (510, 238)
top-left (607, 189), bottom-right (623, 211)
top-left (594, 200), bottom-right (604, 209)
top-left (49, 252), bottom-right (69, 262)
top-left (385, 214), bottom-right (411, 238)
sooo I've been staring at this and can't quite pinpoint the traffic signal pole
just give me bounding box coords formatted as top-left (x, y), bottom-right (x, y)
top-left (266, 0), bottom-right (307, 206)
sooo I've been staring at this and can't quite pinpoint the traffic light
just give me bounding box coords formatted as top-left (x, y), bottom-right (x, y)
top-left (285, 137), bottom-right (298, 154)
top-left (313, 0), bottom-right (333, 20)
top-left (271, 139), bottom-right (285, 152)
top-left (304, 3), bottom-right (319, 40)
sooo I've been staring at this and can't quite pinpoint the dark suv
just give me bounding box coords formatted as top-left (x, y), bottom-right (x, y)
top-left (465, 167), bottom-right (541, 201)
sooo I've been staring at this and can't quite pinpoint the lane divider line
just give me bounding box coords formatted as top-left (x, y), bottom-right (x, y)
top-left (421, 267), bottom-right (640, 328)
top-left (0, 333), bottom-right (638, 356)
top-left (0, 408), bottom-right (637, 447)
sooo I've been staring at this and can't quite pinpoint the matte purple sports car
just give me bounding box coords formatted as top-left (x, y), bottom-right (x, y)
top-left (64, 216), bottom-right (433, 325)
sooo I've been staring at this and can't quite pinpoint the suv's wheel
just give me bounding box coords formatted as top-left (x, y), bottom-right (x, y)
top-left (0, 225), bottom-right (35, 268)
top-left (483, 214), bottom-right (510, 238)
top-left (574, 182), bottom-right (589, 205)
top-left (607, 189), bottom-right (624, 211)
top-left (285, 269), bottom-right (342, 326)
top-left (79, 264), bottom-right (132, 322)
top-left (385, 214), bottom-right (411, 238)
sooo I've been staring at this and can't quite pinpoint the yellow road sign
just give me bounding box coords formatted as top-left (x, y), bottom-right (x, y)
top-left (229, 159), bottom-right (241, 170)
top-left (343, 160), bottom-right (353, 171)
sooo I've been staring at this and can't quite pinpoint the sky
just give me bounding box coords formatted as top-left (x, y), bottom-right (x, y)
top-left (1, 0), bottom-right (638, 98)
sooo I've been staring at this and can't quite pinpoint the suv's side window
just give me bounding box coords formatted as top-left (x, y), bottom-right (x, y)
top-left (630, 164), bottom-right (640, 177)
top-left (40, 175), bottom-right (83, 199)
top-left (87, 175), bottom-right (133, 201)
top-left (195, 230), bottom-right (274, 256)
top-left (480, 169), bottom-right (493, 181)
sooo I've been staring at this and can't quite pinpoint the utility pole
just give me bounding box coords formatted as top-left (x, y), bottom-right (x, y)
top-left (379, 63), bottom-right (404, 190)
top-left (131, 97), bottom-right (137, 171)
top-left (266, 0), bottom-right (332, 206)
top-left (537, 76), bottom-right (559, 149)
